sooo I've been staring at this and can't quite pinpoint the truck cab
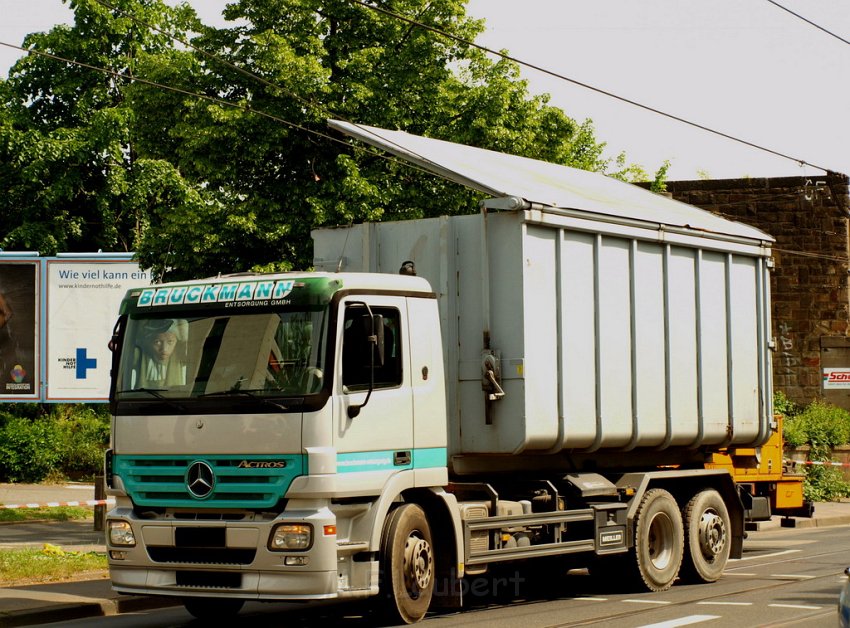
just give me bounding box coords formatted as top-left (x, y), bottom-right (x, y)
top-left (106, 272), bottom-right (454, 622)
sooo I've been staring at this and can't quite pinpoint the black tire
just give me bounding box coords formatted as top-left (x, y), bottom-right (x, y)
top-left (378, 503), bottom-right (435, 624)
top-left (182, 597), bottom-right (244, 620)
top-left (680, 489), bottom-right (731, 583)
top-left (630, 488), bottom-right (684, 591)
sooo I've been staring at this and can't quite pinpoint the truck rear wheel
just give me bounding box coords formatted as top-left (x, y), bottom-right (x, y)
top-left (182, 597), bottom-right (244, 619)
top-left (379, 503), bottom-right (435, 624)
top-left (680, 489), bottom-right (730, 583)
top-left (631, 488), bottom-right (683, 591)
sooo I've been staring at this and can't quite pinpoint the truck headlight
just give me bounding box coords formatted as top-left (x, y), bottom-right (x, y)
top-left (108, 520), bottom-right (136, 547)
top-left (269, 524), bottom-right (312, 551)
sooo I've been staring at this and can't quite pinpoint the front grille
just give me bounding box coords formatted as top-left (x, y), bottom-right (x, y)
top-left (173, 512), bottom-right (247, 521)
top-left (115, 454), bottom-right (302, 509)
top-left (148, 547), bottom-right (256, 565)
top-left (176, 571), bottom-right (242, 588)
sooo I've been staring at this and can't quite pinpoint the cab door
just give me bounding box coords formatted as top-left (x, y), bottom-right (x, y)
top-left (334, 295), bottom-right (414, 482)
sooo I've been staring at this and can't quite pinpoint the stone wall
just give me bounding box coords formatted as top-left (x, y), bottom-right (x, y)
top-left (657, 172), bottom-right (850, 407)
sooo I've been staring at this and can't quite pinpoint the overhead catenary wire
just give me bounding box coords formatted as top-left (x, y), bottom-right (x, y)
top-left (0, 41), bottom-right (323, 138)
top-left (0, 39), bottom-right (452, 186)
top-left (765, 0), bottom-right (850, 47)
top-left (1, 1), bottom-right (843, 199)
top-left (772, 247), bottom-right (849, 263)
top-left (84, 0), bottom-right (466, 187)
top-left (91, 0), bottom-right (331, 120)
top-left (3, 37), bottom-right (847, 268)
top-left (7, 0), bottom-right (836, 178)
top-left (4, 0), bottom-right (456, 175)
top-left (348, 0), bottom-right (835, 174)
top-left (5, 7), bottom-right (849, 277)
top-left (108, 0), bottom-right (849, 186)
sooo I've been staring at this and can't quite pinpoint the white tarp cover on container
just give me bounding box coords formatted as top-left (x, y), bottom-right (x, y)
top-left (328, 120), bottom-right (773, 244)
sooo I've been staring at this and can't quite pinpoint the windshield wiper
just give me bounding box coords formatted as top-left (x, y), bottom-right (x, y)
top-left (116, 387), bottom-right (185, 412)
top-left (118, 387), bottom-right (168, 397)
top-left (199, 389), bottom-right (296, 411)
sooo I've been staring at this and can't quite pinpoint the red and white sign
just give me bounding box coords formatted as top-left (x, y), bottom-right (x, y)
top-left (823, 368), bottom-right (850, 389)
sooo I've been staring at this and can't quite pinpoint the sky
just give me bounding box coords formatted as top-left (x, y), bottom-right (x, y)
top-left (0, 0), bottom-right (848, 182)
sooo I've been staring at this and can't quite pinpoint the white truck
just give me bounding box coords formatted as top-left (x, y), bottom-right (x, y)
top-left (104, 122), bottom-right (803, 623)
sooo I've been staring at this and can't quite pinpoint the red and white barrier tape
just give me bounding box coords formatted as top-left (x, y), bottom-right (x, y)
top-left (0, 498), bottom-right (115, 510)
top-left (785, 459), bottom-right (850, 468)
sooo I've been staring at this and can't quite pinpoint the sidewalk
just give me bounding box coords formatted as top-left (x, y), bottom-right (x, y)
top-left (0, 483), bottom-right (184, 626)
top-left (2, 487), bottom-right (850, 627)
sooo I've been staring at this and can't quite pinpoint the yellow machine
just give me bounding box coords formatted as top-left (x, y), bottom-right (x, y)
top-left (708, 414), bottom-right (811, 521)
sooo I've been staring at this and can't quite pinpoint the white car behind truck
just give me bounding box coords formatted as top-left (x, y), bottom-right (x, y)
top-left (104, 121), bottom-right (803, 623)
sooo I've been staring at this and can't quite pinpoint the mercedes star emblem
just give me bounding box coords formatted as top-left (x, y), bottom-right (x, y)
top-left (186, 461), bottom-right (215, 499)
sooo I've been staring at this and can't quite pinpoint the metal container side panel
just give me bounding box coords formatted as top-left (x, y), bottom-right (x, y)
top-left (360, 219), bottom-right (451, 300)
top-left (503, 221), bottom-right (558, 450)
top-left (595, 234), bottom-right (635, 448)
top-left (559, 232), bottom-right (600, 449)
top-left (667, 247), bottom-right (700, 446)
top-left (555, 234), bottom-right (686, 452)
top-left (729, 256), bottom-right (762, 442)
top-left (523, 226), bottom-right (770, 454)
top-left (454, 214), bottom-right (530, 454)
top-left (632, 242), bottom-right (668, 446)
top-left (311, 224), bottom-right (369, 273)
top-left (698, 251), bottom-right (732, 443)
top-left (312, 216), bottom-right (461, 442)
top-left (311, 212), bottom-right (772, 459)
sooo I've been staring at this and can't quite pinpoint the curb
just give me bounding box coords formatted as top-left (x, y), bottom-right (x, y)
top-left (779, 515), bottom-right (850, 529)
top-left (0, 594), bottom-right (182, 627)
top-left (114, 595), bottom-right (183, 614)
top-left (0, 601), bottom-right (105, 628)
top-left (746, 514), bottom-right (850, 531)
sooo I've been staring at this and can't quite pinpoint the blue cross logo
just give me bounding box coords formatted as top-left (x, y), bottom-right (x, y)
top-left (76, 348), bottom-right (97, 379)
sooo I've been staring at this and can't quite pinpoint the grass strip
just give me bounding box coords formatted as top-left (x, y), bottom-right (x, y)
top-left (0, 506), bottom-right (94, 523)
top-left (0, 545), bottom-right (108, 586)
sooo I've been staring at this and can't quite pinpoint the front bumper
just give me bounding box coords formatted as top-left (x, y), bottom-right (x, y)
top-left (106, 506), bottom-right (346, 600)
top-left (110, 565), bottom-right (339, 600)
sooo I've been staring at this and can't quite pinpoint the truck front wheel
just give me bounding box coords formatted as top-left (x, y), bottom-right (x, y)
top-left (680, 489), bottom-right (730, 583)
top-left (379, 503), bottom-right (435, 624)
top-left (631, 488), bottom-right (684, 591)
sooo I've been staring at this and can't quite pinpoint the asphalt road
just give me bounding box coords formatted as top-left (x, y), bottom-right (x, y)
top-left (37, 522), bottom-right (850, 628)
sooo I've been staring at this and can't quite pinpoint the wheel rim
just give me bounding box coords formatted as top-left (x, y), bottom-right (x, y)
top-left (647, 512), bottom-right (675, 570)
top-left (403, 532), bottom-right (433, 597)
top-left (697, 508), bottom-right (727, 559)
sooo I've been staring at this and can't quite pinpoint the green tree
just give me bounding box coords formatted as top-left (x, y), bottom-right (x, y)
top-left (0, 0), bottom-right (203, 255)
top-left (2, 0), bottom-right (649, 279)
top-left (128, 0), bottom-right (633, 279)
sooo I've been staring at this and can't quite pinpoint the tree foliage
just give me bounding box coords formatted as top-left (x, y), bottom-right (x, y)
top-left (0, 0), bottom-right (660, 279)
top-left (0, 0), bottom-right (201, 255)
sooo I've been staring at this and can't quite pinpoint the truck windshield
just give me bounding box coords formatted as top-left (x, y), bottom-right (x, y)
top-left (115, 310), bottom-right (328, 399)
